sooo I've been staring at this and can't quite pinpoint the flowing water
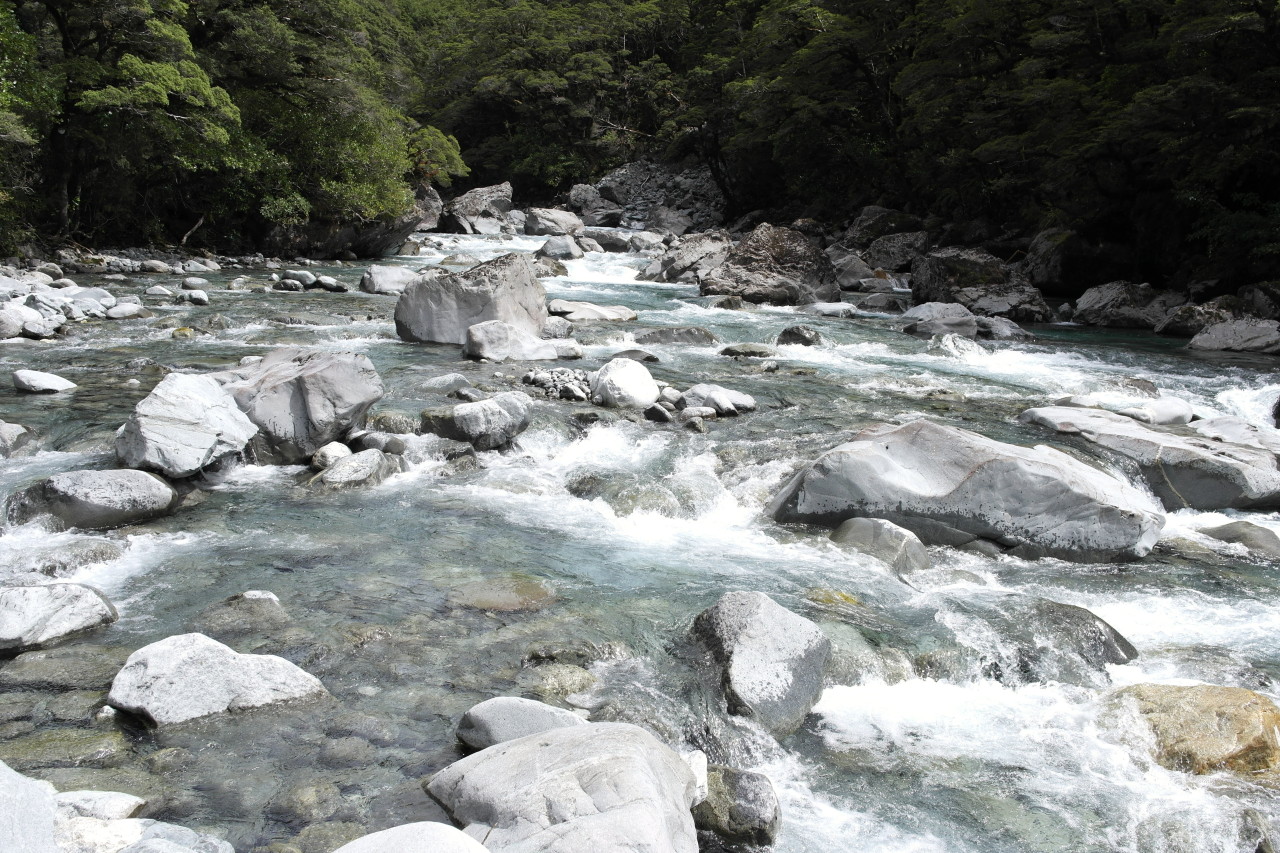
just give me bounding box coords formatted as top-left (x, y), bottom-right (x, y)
top-left (2, 232), bottom-right (1280, 852)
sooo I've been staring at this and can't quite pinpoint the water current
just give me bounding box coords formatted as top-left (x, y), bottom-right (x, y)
top-left (2, 231), bottom-right (1279, 852)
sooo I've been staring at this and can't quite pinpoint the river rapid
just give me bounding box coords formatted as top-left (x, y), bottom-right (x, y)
top-left (3, 231), bottom-right (1279, 853)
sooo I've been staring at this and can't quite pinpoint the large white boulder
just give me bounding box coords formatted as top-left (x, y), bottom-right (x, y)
top-left (13, 370), bottom-right (76, 393)
top-left (359, 264), bottom-right (418, 295)
top-left (395, 253), bottom-right (548, 345)
top-left (768, 419), bottom-right (1164, 562)
top-left (107, 632), bottom-right (328, 725)
top-left (0, 760), bottom-right (58, 853)
top-left (525, 208), bottom-right (584, 236)
top-left (456, 696), bottom-right (588, 750)
top-left (1020, 406), bottom-right (1280, 511)
top-left (0, 584), bottom-right (118, 652)
top-left (690, 591), bottom-right (831, 736)
top-left (680, 384), bottom-right (756, 416)
top-left (13, 469), bottom-right (178, 530)
top-left (590, 358), bottom-right (660, 408)
top-left (214, 348), bottom-right (384, 464)
top-left (116, 373), bottom-right (259, 478)
top-left (427, 722), bottom-right (698, 853)
top-left (462, 320), bottom-right (559, 361)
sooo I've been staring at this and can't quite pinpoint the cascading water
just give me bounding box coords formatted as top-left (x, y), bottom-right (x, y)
top-left (2, 231), bottom-right (1279, 852)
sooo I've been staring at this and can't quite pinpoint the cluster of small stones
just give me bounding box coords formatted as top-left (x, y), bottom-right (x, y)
top-left (521, 368), bottom-right (592, 402)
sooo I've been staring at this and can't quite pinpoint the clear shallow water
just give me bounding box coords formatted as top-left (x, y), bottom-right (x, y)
top-left (2, 233), bottom-right (1280, 851)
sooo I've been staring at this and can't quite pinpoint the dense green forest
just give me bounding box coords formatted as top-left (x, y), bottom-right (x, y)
top-left (2, 0), bottom-right (1278, 287)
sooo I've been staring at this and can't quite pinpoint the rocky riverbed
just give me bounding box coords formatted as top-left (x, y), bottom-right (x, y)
top-left (3, 207), bottom-right (1280, 853)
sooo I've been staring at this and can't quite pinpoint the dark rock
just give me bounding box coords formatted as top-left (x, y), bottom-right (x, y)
top-left (261, 196), bottom-right (432, 259)
top-left (1073, 281), bottom-right (1185, 329)
top-left (693, 766), bottom-right (780, 847)
top-left (701, 224), bottom-right (839, 305)
top-left (1236, 282), bottom-right (1280, 321)
top-left (720, 343), bottom-right (776, 358)
top-left (1201, 521), bottom-right (1280, 558)
top-left (857, 292), bottom-right (909, 314)
top-left (612, 349), bottom-right (659, 363)
top-left (1189, 319), bottom-right (1280, 354)
top-left (843, 207), bottom-right (923, 249)
top-left (911, 247), bottom-right (1051, 322)
top-left (1155, 304), bottom-right (1233, 338)
top-left (864, 231), bottom-right (930, 271)
top-left (639, 231), bottom-right (734, 283)
top-left (634, 326), bottom-right (719, 346)
top-left (776, 325), bottom-right (822, 346)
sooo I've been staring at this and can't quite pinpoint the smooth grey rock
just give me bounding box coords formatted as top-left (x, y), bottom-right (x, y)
top-left (116, 373), bottom-right (258, 478)
top-left (720, 343), bottom-right (776, 358)
top-left (13, 470), bottom-right (178, 530)
top-left (180, 277), bottom-right (208, 290)
top-left (1019, 406), bottom-right (1280, 511)
top-left (311, 441), bottom-right (353, 470)
top-left (701, 223), bottom-right (839, 305)
top-left (680, 384), bottom-right (756, 416)
top-left (830, 518), bottom-right (931, 576)
top-left (537, 236), bottom-right (584, 261)
top-left (332, 822), bottom-right (488, 853)
top-left (440, 183), bottom-right (514, 235)
top-left (769, 419), bottom-right (1164, 562)
top-left (691, 591), bottom-right (831, 736)
top-left (106, 303), bottom-right (149, 320)
top-left (427, 722), bottom-right (698, 853)
top-left (108, 632), bottom-right (327, 725)
top-left (13, 369), bottom-right (76, 393)
top-left (178, 289), bottom-right (209, 306)
top-left (542, 316), bottom-right (574, 339)
top-left (282, 269), bottom-right (317, 287)
top-left (450, 392), bottom-right (533, 451)
top-left (692, 766), bottom-right (780, 847)
top-left (633, 326), bottom-right (719, 346)
top-left (830, 250), bottom-right (877, 290)
top-left (359, 265), bottom-right (418, 295)
top-left (526, 208), bottom-right (584, 236)
top-left (0, 419), bottom-right (32, 456)
top-left (420, 373), bottom-right (473, 395)
top-left (1189, 319), bottom-right (1280, 354)
top-left (1115, 397), bottom-right (1194, 426)
top-left (395, 253), bottom-right (547, 345)
top-left (0, 308), bottom-right (22, 339)
top-left (462, 320), bottom-right (559, 362)
top-left (975, 315), bottom-right (1033, 340)
top-left (55, 789), bottom-right (146, 819)
top-left (548, 299), bottom-right (636, 322)
top-left (320, 449), bottom-right (402, 489)
top-left (0, 759), bottom-right (58, 853)
top-left (901, 302), bottom-right (978, 339)
top-left (456, 696), bottom-right (587, 750)
top-left (214, 348), bottom-right (384, 464)
top-left (1155, 304), bottom-right (1233, 338)
top-left (590, 359), bottom-right (660, 408)
top-left (0, 584), bottom-right (118, 652)
top-left (1201, 520), bottom-right (1280, 558)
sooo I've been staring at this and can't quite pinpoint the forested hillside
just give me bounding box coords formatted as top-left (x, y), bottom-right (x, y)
top-left (3, 0), bottom-right (1278, 288)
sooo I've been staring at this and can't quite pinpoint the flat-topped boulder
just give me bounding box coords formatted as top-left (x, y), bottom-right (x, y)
top-left (333, 823), bottom-right (488, 853)
top-left (768, 419), bottom-right (1163, 562)
top-left (548, 300), bottom-right (637, 322)
top-left (690, 591), bottom-right (831, 736)
top-left (1019, 405), bottom-right (1280, 510)
top-left (700, 224), bottom-right (838, 305)
top-left (427, 722), bottom-right (698, 853)
top-left (11, 469), bottom-right (179, 531)
top-left (901, 302), bottom-right (978, 338)
top-left (462, 320), bottom-right (559, 361)
top-left (214, 348), bottom-right (383, 464)
top-left (1188, 318), bottom-right (1280, 354)
top-left (0, 584), bottom-right (118, 652)
top-left (116, 373), bottom-right (258, 478)
top-left (108, 632), bottom-right (328, 725)
top-left (525, 208), bottom-right (584, 236)
top-left (395, 253), bottom-right (547, 345)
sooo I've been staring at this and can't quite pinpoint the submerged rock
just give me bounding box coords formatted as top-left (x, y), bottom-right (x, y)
top-left (634, 326), bottom-right (719, 346)
top-left (690, 591), bottom-right (832, 736)
top-left (395, 253), bottom-right (547, 345)
top-left (427, 722), bottom-right (698, 853)
top-left (768, 419), bottom-right (1163, 562)
top-left (1112, 684), bottom-right (1280, 774)
top-left (700, 223), bottom-right (838, 305)
top-left (456, 696), bottom-right (587, 750)
top-left (1200, 520), bottom-right (1280, 558)
top-left (319, 449), bottom-right (403, 489)
top-left (13, 370), bottom-right (76, 393)
top-left (116, 373), bottom-right (259, 478)
top-left (107, 632), bottom-right (328, 725)
top-left (11, 469), bottom-right (179, 531)
top-left (0, 584), bottom-right (118, 652)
